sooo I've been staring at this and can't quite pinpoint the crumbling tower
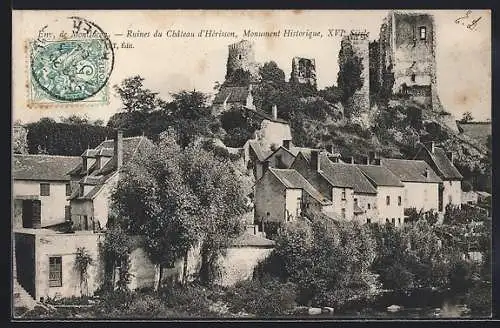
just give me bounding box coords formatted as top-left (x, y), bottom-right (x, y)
top-left (226, 40), bottom-right (260, 82)
top-left (377, 11), bottom-right (438, 109)
top-left (290, 57), bottom-right (317, 89)
top-left (340, 31), bottom-right (371, 114)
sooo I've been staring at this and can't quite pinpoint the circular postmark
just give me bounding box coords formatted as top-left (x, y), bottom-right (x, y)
top-left (30, 16), bottom-right (114, 102)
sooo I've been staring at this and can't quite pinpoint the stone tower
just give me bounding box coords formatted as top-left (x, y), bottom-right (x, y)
top-left (377, 11), bottom-right (438, 109)
top-left (340, 31), bottom-right (370, 115)
top-left (290, 57), bottom-right (317, 89)
top-left (226, 40), bottom-right (259, 82)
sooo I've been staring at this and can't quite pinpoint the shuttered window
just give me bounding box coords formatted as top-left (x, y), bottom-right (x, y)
top-left (49, 257), bottom-right (62, 287)
top-left (40, 183), bottom-right (50, 196)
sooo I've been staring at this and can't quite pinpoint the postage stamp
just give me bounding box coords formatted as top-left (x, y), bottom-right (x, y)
top-left (27, 16), bottom-right (114, 108)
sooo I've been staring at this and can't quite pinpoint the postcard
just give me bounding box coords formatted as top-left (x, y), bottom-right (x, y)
top-left (12, 9), bottom-right (492, 320)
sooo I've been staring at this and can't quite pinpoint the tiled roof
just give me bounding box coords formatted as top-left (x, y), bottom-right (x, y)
top-left (289, 146), bottom-right (321, 157)
top-left (70, 136), bottom-right (154, 200)
top-left (381, 158), bottom-right (442, 183)
top-left (318, 156), bottom-right (377, 194)
top-left (427, 147), bottom-right (463, 180)
top-left (269, 168), bottom-right (331, 205)
top-left (231, 231), bottom-right (275, 248)
top-left (244, 107), bottom-right (290, 124)
top-left (248, 140), bottom-right (272, 162)
top-left (213, 86), bottom-right (250, 104)
top-left (356, 165), bottom-right (405, 187)
top-left (13, 155), bottom-right (81, 181)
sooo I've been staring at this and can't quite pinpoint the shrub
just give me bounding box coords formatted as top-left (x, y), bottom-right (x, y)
top-left (125, 293), bottom-right (165, 317)
top-left (225, 279), bottom-right (297, 317)
top-left (161, 283), bottom-right (212, 315)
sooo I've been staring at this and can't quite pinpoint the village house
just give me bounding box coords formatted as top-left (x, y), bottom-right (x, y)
top-left (413, 141), bottom-right (463, 210)
top-left (254, 167), bottom-right (333, 225)
top-left (380, 158), bottom-right (442, 214)
top-left (212, 85), bottom-right (255, 116)
top-left (291, 151), bottom-right (377, 221)
top-left (13, 154), bottom-right (81, 229)
top-left (355, 155), bottom-right (405, 226)
top-left (67, 131), bottom-right (154, 230)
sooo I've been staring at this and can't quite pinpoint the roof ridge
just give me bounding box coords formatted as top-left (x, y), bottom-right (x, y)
top-left (13, 154), bottom-right (80, 158)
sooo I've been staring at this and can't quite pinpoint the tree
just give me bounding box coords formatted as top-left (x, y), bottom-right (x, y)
top-left (112, 129), bottom-right (246, 288)
top-left (74, 247), bottom-right (93, 296)
top-left (60, 114), bottom-right (90, 125)
top-left (260, 61), bottom-right (285, 84)
top-left (224, 68), bottom-right (251, 87)
top-left (13, 121), bottom-right (28, 154)
top-left (114, 75), bottom-right (163, 113)
top-left (460, 111), bottom-right (474, 123)
top-left (112, 131), bottom-right (201, 289)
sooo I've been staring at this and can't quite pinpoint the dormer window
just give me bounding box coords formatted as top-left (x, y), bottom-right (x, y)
top-left (419, 26), bottom-right (426, 40)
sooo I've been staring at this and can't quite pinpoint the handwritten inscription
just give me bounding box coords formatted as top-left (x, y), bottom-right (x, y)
top-left (455, 10), bottom-right (482, 31)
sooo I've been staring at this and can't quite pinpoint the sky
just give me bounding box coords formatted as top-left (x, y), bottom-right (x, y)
top-left (12, 10), bottom-right (491, 124)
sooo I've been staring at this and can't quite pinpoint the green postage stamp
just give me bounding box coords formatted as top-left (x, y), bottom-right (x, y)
top-left (27, 16), bottom-right (114, 107)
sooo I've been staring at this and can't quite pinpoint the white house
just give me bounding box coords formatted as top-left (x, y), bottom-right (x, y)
top-left (381, 158), bottom-right (442, 213)
top-left (13, 154), bottom-right (81, 228)
top-left (413, 141), bottom-right (463, 210)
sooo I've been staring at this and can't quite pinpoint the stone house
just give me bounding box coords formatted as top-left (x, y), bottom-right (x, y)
top-left (212, 85), bottom-right (255, 116)
top-left (413, 141), bottom-right (463, 210)
top-left (67, 131), bottom-right (154, 230)
top-left (356, 163), bottom-right (405, 226)
top-left (254, 167), bottom-right (333, 224)
top-left (381, 158), bottom-right (442, 214)
top-left (291, 151), bottom-right (377, 221)
top-left (14, 228), bottom-right (104, 301)
top-left (13, 154), bottom-right (81, 229)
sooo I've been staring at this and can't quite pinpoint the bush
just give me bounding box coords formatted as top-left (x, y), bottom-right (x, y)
top-left (461, 181), bottom-right (473, 192)
top-left (126, 293), bottom-right (165, 317)
top-left (225, 279), bottom-right (297, 316)
top-left (161, 283), bottom-right (212, 315)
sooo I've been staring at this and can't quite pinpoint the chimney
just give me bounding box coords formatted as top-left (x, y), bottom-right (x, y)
top-left (446, 151), bottom-right (454, 163)
top-left (423, 141), bottom-right (435, 154)
top-left (310, 150), bottom-right (321, 172)
top-left (282, 139), bottom-right (291, 150)
top-left (262, 161), bottom-right (270, 174)
top-left (272, 104), bottom-right (278, 120)
top-left (114, 129), bottom-right (123, 171)
top-left (368, 151), bottom-right (379, 164)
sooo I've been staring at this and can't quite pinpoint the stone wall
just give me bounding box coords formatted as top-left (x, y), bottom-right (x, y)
top-left (227, 40), bottom-right (259, 81)
top-left (290, 57), bottom-right (317, 89)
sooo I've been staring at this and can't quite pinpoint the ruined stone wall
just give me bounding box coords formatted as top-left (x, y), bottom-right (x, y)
top-left (290, 57), bottom-right (317, 89)
top-left (226, 40), bottom-right (259, 81)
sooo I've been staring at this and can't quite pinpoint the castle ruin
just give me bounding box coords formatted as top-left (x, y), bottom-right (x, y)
top-left (226, 40), bottom-right (260, 82)
top-left (290, 57), bottom-right (317, 89)
top-left (376, 11), bottom-right (439, 110)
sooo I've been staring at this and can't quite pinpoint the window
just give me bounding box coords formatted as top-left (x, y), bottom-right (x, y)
top-left (65, 206), bottom-right (70, 221)
top-left (366, 218), bottom-right (371, 224)
top-left (419, 26), bottom-right (426, 40)
top-left (341, 189), bottom-right (346, 200)
top-left (65, 183), bottom-right (72, 196)
top-left (367, 204), bottom-right (371, 210)
top-left (341, 208), bottom-right (346, 219)
top-left (386, 196), bottom-right (390, 206)
top-left (386, 218), bottom-right (390, 224)
top-left (49, 257), bottom-right (62, 287)
top-left (391, 218), bottom-right (396, 225)
top-left (398, 196), bottom-right (402, 206)
top-left (40, 183), bottom-right (50, 196)
top-left (354, 198), bottom-right (358, 206)
top-left (398, 218), bottom-right (401, 225)
top-left (411, 74), bottom-right (416, 82)
top-left (448, 195), bottom-right (453, 204)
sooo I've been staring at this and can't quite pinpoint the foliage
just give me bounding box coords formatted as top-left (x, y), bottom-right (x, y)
top-left (337, 42), bottom-right (364, 115)
top-left (404, 208), bottom-right (439, 225)
top-left (460, 111), bottom-right (474, 123)
top-left (13, 122), bottom-right (28, 154)
top-left (74, 247), bottom-right (93, 296)
top-left (112, 130), bottom-right (246, 287)
top-left (260, 61), bottom-right (286, 84)
top-left (113, 75), bottom-right (165, 112)
top-left (59, 114), bottom-right (103, 126)
top-left (26, 119), bottom-right (114, 156)
top-left (224, 279), bottom-right (297, 316)
top-left (219, 108), bottom-right (261, 147)
top-left (258, 218), bottom-right (377, 307)
top-left (224, 68), bottom-right (251, 87)
top-left (100, 225), bottom-right (133, 290)
top-left (443, 204), bottom-right (488, 225)
top-left (461, 180), bottom-right (473, 192)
